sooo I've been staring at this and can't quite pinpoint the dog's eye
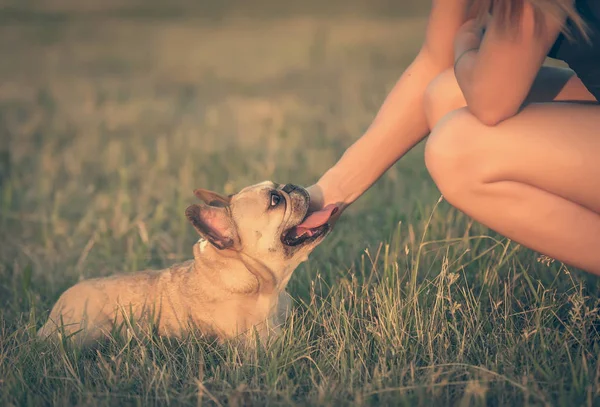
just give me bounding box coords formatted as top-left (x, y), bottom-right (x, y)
top-left (270, 192), bottom-right (281, 207)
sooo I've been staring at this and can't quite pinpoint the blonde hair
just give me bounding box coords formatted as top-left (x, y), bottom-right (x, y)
top-left (469, 0), bottom-right (589, 41)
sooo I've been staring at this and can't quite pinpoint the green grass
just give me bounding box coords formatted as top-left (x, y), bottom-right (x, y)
top-left (1, 6), bottom-right (600, 407)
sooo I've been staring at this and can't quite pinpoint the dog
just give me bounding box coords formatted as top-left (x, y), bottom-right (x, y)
top-left (37, 181), bottom-right (338, 346)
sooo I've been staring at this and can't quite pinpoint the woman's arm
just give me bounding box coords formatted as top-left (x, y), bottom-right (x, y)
top-left (453, 4), bottom-right (565, 125)
top-left (308, 0), bottom-right (471, 214)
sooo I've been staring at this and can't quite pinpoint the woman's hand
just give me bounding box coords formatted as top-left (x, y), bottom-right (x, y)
top-left (306, 184), bottom-right (325, 213)
top-left (453, 18), bottom-right (485, 68)
top-left (304, 183), bottom-right (344, 228)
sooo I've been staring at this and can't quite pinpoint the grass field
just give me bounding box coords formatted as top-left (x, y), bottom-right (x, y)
top-left (1, 3), bottom-right (600, 406)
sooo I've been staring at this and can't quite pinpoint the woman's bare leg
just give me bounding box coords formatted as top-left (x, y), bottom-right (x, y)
top-left (422, 66), bottom-right (600, 274)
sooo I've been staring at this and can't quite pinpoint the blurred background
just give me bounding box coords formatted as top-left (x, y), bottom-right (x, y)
top-left (0, 0), bottom-right (429, 18)
top-left (0, 0), bottom-right (442, 287)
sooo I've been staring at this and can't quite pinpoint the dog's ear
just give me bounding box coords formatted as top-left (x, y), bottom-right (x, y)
top-left (193, 189), bottom-right (231, 207)
top-left (185, 204), bottom-right (238, 250)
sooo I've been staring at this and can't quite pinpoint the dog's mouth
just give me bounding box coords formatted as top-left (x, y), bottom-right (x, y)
top-left (282, 223), bottom-right (330, 247)
top-left (281, 204), bottom-right (339, 247)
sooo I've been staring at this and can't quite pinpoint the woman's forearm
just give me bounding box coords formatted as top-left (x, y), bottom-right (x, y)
top-left (315, 51), bottom-right (449, 208)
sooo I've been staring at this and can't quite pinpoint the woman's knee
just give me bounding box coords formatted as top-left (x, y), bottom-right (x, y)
top-left (424, 109), bottom-right (485, 203)
top-left (423, 68), bottom-right (466, 129)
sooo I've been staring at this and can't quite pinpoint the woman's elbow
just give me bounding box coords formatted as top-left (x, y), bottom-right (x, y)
top-left (469, 107), bottom-right (510, 126)
top-left (466, 97), bottom-right (520, 127)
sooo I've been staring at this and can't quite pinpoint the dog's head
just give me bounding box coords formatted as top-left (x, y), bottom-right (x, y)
top-left (185, 181), bottom-right (336, 269)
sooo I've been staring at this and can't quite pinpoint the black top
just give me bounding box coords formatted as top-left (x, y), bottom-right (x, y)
top-left (547, 0), bottom-right (600, 101)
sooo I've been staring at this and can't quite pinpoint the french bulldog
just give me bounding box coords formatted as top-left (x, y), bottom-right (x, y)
top-left (37, 181), bottom-right (338, 346)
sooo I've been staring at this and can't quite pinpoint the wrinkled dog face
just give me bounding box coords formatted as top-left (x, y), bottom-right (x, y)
top-left (185, 181), bottom-right (331, 266)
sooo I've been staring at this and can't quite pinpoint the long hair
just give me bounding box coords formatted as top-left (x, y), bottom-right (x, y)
top-left (468, 0), bottom-right (589, 41)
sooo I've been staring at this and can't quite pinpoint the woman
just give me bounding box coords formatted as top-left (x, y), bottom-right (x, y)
top-left (300, 0), bottom-right (600, 273)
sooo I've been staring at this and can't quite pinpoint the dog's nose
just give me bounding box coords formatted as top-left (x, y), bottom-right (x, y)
top-left (282, 184), bottom-right (298, 194)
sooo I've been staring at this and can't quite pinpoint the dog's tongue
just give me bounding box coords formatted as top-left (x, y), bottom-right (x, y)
top-left (295, 204), bottom-right (338, 235)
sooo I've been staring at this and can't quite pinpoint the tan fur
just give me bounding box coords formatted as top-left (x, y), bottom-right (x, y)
top-left (37, 181), bottom-right (328, 347)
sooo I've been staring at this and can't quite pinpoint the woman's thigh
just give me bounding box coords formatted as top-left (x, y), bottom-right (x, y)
top-left (424, 102), bottom-right (600, 214)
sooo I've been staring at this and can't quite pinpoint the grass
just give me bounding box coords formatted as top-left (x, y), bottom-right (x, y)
top-left (1, 4), bottom-right (600, 406)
